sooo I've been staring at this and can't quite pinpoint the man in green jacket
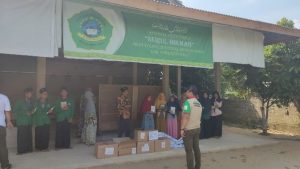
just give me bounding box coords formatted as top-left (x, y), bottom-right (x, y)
top-left (33, 88), bottom-right (53, 151)
top-left (54, 87), bottom-right (74, 149)
top-left (13, 88), bottom-right (34, 154)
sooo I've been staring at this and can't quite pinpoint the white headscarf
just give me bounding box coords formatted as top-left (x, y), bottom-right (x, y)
top-left (83, 90), bottom-right (96, 113)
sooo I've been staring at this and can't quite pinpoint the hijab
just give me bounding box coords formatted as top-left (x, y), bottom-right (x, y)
top-left (140, 95), bottom-right (152, 113)
top-left (155, 92), bottom-right (167, 109)
top-left (83, 90), bottom-right (96, 113)
top-left (166, 95), bottom-right (181, 113)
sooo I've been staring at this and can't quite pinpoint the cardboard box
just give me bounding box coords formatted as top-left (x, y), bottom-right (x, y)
top-left (154, 138), bottom-right (171, 152)
top-left (135, 130), bottom-right (149, 142)
top-left (113, 137), bottom-right (130, 143)
top-left (148, 130), bottom-right (159, 141)
top-left (118, 140), bottom-right (136, 149)
top-left (95, 142), bottom-right (118, 159)
top-left (118, 147), bottom-right (137, 156)
top-left (137, 141), bottom-right (154, 154)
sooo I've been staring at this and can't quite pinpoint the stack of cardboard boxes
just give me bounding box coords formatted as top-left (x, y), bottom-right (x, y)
top-left (95, 130), bottom-right (171, 159)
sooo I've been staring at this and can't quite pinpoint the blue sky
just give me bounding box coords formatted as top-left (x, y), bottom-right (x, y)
top-left (181, 0), bottom-right (300, 28)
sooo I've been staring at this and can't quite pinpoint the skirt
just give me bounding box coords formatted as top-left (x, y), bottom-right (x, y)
top-left (141, 113), bottom-right (155, 130)
top-left (200, 118), bottom-right (212, 139)
top-left (81, 114), bottom-right (97, 145)
top-left (156, 112), bottom-right (166, 132)
top-left (177, 113), bottom-right (182, 139)
top-left (211, 115), bottom-right (222, 137)
top-left (17, 125), bottom-right (33, 154)
top-left (167, 114), bottom-right (178, 138)
top-left (55, 119), bottom-right (71, 149)
top-left (35, 124), bottom-right (50, 151)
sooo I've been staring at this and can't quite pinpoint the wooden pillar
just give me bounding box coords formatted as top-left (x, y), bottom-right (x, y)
top-left (131, 86), bottom-right (139, 127)
top-left (162, 65), bottom-right (170, 99)
top-left (214, 62), bottom-right (221, 93)
top-left (177, 66), bottom-right (182, 98)
top-left (132, 63), bottom-right (138, 85)
top-left (36, 57), bottom-right (46, 96)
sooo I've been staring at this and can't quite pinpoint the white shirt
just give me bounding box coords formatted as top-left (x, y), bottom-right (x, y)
top-left (0, 93), bottom-right (11, 127)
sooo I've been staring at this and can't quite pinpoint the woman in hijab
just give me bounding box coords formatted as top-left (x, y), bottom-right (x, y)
top-left (140, 95), bottom-right (155, 130)
top-left (199, 91), bottom-right (212, 139)
top-left (166, 95), bottom-right (181, 138)
top-left (211, 91), bottom-right (223, 138)
top-left (81, 88), bottom-right (97, 145)
top-left (155, 93), bottom-right (167, 132)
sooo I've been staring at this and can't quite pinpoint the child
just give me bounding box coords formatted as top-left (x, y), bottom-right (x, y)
top-left (140, 95), bottom-right (155, 130)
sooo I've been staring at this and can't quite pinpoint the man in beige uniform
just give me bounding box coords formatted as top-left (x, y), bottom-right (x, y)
top-left (181, 85), bottom-right (202, 169)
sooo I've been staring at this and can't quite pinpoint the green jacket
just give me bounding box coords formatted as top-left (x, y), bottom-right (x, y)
top-left (13, 99), bottom-right (33, 126)
top-left (54, 98), bottom-right (74, 122)
top-left (32, 100), bottom-right (52, 126)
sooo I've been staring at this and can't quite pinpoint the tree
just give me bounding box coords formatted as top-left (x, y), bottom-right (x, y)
top-left (222, 18), bottom-right (300, 134)
top-left (277, 17), bottom-right (294, 28)
top-left (273, 18), bottom-right (300, 113)
top-left (181, 67), bottom-right (215, 93)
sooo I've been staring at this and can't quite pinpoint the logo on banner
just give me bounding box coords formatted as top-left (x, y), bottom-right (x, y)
top-left (68, 8), bottom-right (113, 50)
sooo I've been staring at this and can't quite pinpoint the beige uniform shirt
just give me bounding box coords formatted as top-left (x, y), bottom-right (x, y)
top-left (183, 98), bottom-right (202, 130)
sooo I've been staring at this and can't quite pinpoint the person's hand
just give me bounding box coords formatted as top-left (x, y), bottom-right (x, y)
top-left (180, 129), bottom-right (185, 137)
top-left (27, 111), bottom-right (33, 116)
top-left (47, 108), bottom-right (54, 114)
top-left (7, 121), bottom-right (14, 129)
top-left (63, 105), bottom-right (69, 111)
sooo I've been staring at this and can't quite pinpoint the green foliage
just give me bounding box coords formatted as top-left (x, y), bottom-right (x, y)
top-left (221, 18), bottom-right (300, 133)
top-left (277, 17), bottom-right (294, 28)
top-left (223, 18), bottom-right (300, 107)
top-left (180, 67), bottom-right (215, 93)
top-left (222, 64), bottom-right (250, 99)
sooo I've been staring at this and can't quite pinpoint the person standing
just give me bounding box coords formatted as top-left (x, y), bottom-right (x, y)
top-left (81, 88), bottom-right (97, 145)
top-left (177, 93), bottom-right (187, 139)
top-left (117, 87), bottom-right (131, 137)
top-left (181, 85), bottom-right (202, 169)
top-left (140, 95), bottom-right (155, 130)
top-left (166, 95), bottom-right (181, 138)
top-left (54, 87), bottom-right (74, 149)
top-left (211, 91), bottom-right (223, 138)
top-left (13, 88), bottom-right (34, 154)
top-left (32, 88), bottom-right (53, 151)
top-left (0, 93), bottom-right (13, 169)
top-left (199, 91), bottom-right (212, 139)
top-left (155, 93), bottom-right (167, 132)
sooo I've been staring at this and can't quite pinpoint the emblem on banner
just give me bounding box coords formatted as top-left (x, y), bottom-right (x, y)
top-left (68, 8), bottom-right (113, 50)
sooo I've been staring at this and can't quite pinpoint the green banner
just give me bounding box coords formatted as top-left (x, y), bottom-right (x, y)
top-left (64, 1), bottom-right (213, 68)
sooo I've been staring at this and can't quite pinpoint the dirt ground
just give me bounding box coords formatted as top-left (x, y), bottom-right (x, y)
top-left (86, 141), bottom-right (300, 169)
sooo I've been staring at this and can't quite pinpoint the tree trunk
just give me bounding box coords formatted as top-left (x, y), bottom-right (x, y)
top-left (260, 101), bottom-right (268, 135)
